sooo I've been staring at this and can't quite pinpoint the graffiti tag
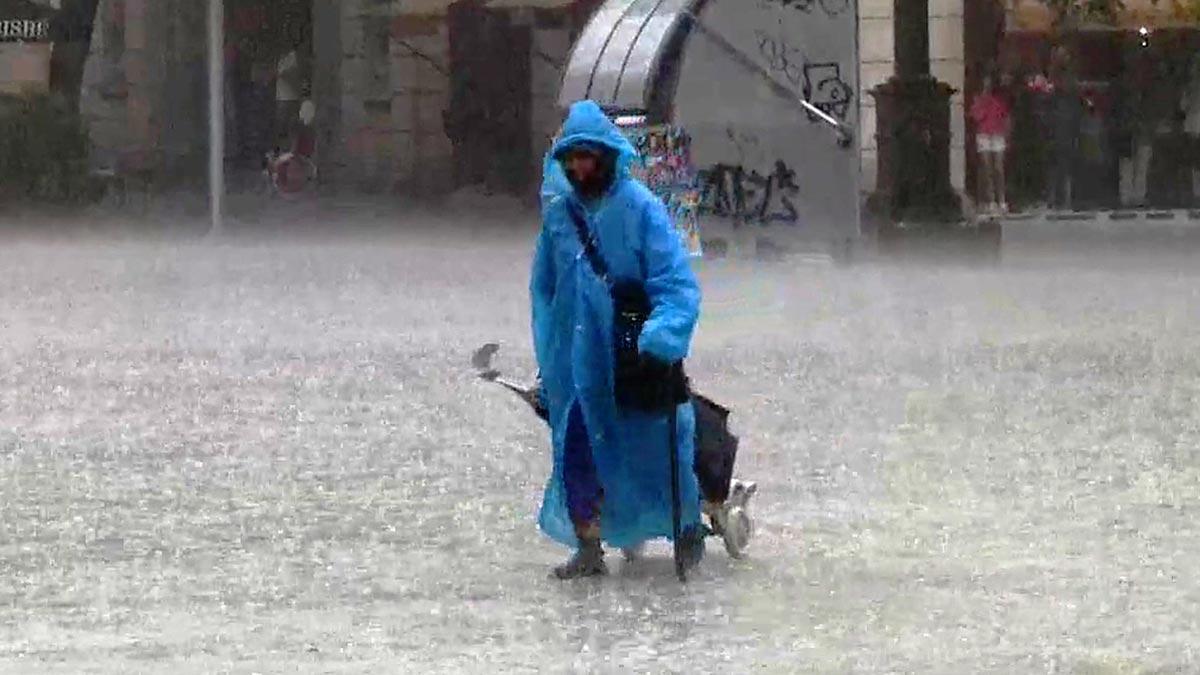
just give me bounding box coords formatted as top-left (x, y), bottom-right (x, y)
top-left (699, 160), bottom-right (800, 227)
top-left (801, 62), bottom-right (854, 121)
top-left (754, 32), bottom-right (854, 122)
top-left (755, 30), bottom-right (805, 87)
top-left (759, 0), bottom-right (850, 18)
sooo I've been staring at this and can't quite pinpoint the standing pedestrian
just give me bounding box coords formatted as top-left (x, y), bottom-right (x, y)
top-left (275, 45), bottom-right (301, 149)
top-left (530, 101), bottom-right (706, 579)
top-left (1047, 47), bottom-right (1083, 210)
top-left (970, 73), bottom-right (1012, 215)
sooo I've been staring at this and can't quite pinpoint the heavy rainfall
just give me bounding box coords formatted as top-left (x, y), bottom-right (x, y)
top-left (3, 0), bottom-right (1200, 673)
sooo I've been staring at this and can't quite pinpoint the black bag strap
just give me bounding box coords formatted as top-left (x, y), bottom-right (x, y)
top-left (564, 198), bottom-right (611, 286)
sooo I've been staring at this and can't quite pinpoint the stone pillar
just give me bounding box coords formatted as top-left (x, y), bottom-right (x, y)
top-left (332, 0), bottom-right (368, 189)
top-left (75, 0), bottom-right (214, 182)
top-left (930, 0), bottom-right (966, 196)
top-left (895, 0), bottom-right (929, 79)
top-left (867, 0), bottom-right (962, 224)
top-left (80, 0), bottom-right (129, 160)
top-left (360, 4), bottom-right (398, 193)
top-left (328, 0), bottom-right (452, 195)
top-left (858, 0), bottom-right (897, 194)
top-left (122, 0), bottom-right (155, 154)
top-left (530, 13), bottom-right (571, 176)
top-left (312, 0), bottom-right (343, 187)
top-left (859, 0), bottom-right (965, 203)
top-left (157, 0), bottom-right (209, 179)
top-left (391, 12), bottom-right (452, 195)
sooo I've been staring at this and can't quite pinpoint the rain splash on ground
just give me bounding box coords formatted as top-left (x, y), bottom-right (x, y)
top-left (1, 221), bottom-right (1199, 673)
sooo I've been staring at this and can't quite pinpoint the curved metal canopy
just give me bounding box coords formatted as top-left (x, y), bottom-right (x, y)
top-left (558, 0), bottom-right (701, 111)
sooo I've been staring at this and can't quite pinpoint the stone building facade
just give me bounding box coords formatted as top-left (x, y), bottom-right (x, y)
top-left (73, 0), bottom-right (981, 204)
top-left (76, 0), bottom-right (594, 195)
top-left (80, 0), bottom-right (211, 178)
top-left (315, 0), bottom-right (597, 195)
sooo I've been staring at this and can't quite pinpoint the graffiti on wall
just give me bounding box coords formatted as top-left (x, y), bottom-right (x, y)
top-left (698, 159), bottom-right (800, 227)
top-left (800, 62), bottom-right (853, 121)
top-left (668, 0), bottom-right (859, 239)
top-left (620, 122), bottom-right (704, 256)
top-left (758, 0), bottom-right (851, 18)
top-left (754, 29), bottom-right (805, 87)
top-left (753, 31), bottom-right (854, 122)
top-left (667, 2), bottom-right (857, 232)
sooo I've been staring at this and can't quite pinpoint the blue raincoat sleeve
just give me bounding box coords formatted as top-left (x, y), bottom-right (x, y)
top-left (637, 198), bottom-right (702, 363)
top-left (530, 223), bottom-right (555, 374)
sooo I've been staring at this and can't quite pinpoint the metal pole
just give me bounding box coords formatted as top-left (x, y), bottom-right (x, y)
top-left (208, 0), bottom-right (224, 235)
top-left (669, 396), bottom-right (684, 582)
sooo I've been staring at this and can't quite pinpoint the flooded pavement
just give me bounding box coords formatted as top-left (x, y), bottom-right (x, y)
top-left (1, 233), bottom-right (1198, 673)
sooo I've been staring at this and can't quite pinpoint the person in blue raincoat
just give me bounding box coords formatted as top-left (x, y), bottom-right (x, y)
top-left (539, 125), bottom-right (572, 218)
top-left (531, 100), bottom-right (706, 579)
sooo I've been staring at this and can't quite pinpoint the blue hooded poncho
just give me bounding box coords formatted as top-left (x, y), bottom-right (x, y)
top-left (531, 100), bottom-right (703, 549)
top-left (539, 151), bottom-right (572, 219)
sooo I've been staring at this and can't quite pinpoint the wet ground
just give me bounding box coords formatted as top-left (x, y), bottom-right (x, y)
top-left (1, 226), bottom-right (1199, 673)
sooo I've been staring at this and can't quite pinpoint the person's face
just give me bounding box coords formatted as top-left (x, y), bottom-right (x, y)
top-left (565, 151), bottom-right (600, 185)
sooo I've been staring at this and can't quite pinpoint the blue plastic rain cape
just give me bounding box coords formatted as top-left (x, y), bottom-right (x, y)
top-left (539, 152), bottom-right (571, 220)
top-left (530, 100), bottom-right (703, 549)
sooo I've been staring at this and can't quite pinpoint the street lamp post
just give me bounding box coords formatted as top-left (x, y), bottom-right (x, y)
top-left (208, 0), bottom-right (224, 235)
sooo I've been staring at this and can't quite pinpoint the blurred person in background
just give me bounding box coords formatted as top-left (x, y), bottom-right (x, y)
top-left (1182, 53), bottom-right (1200, 206)
top-left (1145, 56), bottom-right (1185, 207)
top-left (274, 35), bottom-right (305, 149)
top-left (970, 72), bottom-right (1012, 215)
top-left (1010, 65), bottom-right (1051, 210)
top-left (1075, 91), bottom-right (1113, 210)
top-left (1047, 46), bottom-right (1082, 210)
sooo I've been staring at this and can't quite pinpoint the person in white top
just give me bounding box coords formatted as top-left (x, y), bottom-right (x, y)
top-left (275, 48), bottom-right (301, 147)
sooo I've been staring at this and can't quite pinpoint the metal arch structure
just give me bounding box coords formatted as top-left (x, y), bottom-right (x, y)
top-left (558, 0), bottom-right (699, 117)
top-left (558, 0), bottom-right (861, 249)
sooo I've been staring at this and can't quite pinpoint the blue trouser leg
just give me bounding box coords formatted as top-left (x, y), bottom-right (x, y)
top-left (563, 403), bottom-right (603, 526)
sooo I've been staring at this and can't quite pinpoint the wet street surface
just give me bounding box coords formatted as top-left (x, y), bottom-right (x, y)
top-left (2, 231), bottom-right (1198, 673)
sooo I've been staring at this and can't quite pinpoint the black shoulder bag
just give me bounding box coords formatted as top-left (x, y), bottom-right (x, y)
top-left (563, 199), bottom-right (690, 413)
